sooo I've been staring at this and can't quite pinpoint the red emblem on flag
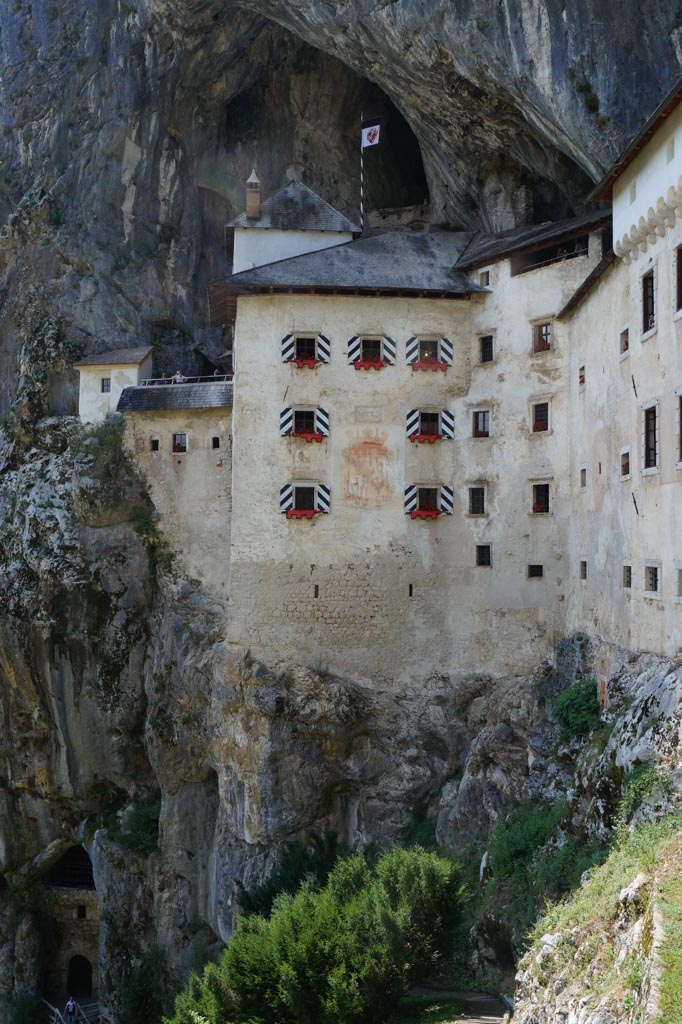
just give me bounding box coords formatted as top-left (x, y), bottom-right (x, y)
top-left (367, 127), bottom-right (379, 145)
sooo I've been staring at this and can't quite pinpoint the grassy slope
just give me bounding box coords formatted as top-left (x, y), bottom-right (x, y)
top-left (657, 869), bottom-right (682, 1023)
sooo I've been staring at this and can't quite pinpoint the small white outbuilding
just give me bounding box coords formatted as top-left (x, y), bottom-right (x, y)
top-left (73, 346), bottom-right (153, 424)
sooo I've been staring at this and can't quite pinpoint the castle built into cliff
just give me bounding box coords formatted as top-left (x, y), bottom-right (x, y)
top-left (75, 79), bottom-right (682, 693)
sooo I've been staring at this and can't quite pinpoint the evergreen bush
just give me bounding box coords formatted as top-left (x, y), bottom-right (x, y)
top-left (238, 830), bottom-right (349, 917)
top-left (165, 847), bottom-right (465, 1024)
top-left (116, 800), bottom-right (161, 856)
top-left (549, 679), bottom-right (601, 740)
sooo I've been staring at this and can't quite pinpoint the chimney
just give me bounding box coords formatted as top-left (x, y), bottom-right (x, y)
top-left (246, 169), bottom-right (261, 220)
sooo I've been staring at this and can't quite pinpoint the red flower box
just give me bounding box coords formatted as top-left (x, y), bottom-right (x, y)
top-left (535, 341), bottom-right (551, 352)
top-left (411, 509), bottom-right (441, 520)
top-left (355, 358), bottom-right (388, 370)
top-left (411, 360), bottom-right (447, 372)
top-left (532, 503), bottom-right (548, 513)
top-left (290, 432), bottom-right (324, 443)
top-left (409, 433), bottom-right (441, 444)
top-left (293, 357), bottom-right (319, 369)
top-left (286, 509), bottom-right (317, 520)
top-left (532, 423), bottom-right (547, 432)
top-left (473, 429), bottom-right (489, 438)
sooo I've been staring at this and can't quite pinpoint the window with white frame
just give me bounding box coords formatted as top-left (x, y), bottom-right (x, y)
top-left (532, 401), bottom-right (550, 433)
top-left (532, 321), bottom-right (552, 353)
top-left (479, 270), bottom-right (490, 287)
top-left (531, 482), bottom-right (550, 514)
top-left (472, 409), bottom-right (490, 437)
top-left (623, 564), bottom-right (632, 589)
top-left (644, 561), bottom-right (661, 598)
top-left (642, 269), bottom-right (656, 333)
top-left (620, 447), bottom-right (631, 480)
top-left (101, 377), bottom-right (111, 393)
top-left (642, 403), bottom-right (659, 472)
top-left (620, 327), bottom-right (630, 356)
top-left (479, 335), bottom-right (494, 364)
top-left (172, 432), bottom-right (187, 453)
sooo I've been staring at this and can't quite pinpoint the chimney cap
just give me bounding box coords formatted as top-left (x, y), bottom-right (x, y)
top-left (247, 169), bottom-right (261, 186)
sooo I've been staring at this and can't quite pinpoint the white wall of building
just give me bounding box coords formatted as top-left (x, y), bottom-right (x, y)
top-left (77, 355), bottom-right (152, 424)
top-left (228, 239), bottom-right (600, 686)
top-left (233, 228), bottom-right (354, 274)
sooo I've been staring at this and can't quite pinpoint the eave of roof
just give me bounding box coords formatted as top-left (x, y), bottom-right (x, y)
top-left (455, 209), bottom-right (610, 271)
top-left (556, 250), bottom-right (616, 319)
top-left (590, 77), bottom-right (682, 202)
top-left (73, 346), bottom-right (153, 369)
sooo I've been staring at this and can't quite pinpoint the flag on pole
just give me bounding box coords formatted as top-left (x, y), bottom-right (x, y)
top-left (361, 118), bottom-right (381, 148)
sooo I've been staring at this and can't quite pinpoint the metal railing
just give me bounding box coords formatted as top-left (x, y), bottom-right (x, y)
top-left (42, 998), bottom-right (100, 1023)
top-left (514, 245), bottom-right (589, 276)
top-left (139, 374), bottom-right (233, 386)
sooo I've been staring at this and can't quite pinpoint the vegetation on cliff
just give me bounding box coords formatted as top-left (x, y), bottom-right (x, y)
top-left (165, 846), bottom-right (464, 1024)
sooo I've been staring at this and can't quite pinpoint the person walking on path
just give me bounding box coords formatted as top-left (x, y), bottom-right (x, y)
top-left (65, 995), bottom-right (78, 1022)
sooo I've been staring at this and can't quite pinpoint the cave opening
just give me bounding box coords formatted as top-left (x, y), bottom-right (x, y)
top-left (47, 846), bottom-right (95, 889)
top-left (67, 955), bottom-right (93, 998)
top-left (41, 846), bottom-right (100, 1005)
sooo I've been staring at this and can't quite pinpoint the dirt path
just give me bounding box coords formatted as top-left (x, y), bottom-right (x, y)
top-left (450, 991), bottom-right (507, 1022)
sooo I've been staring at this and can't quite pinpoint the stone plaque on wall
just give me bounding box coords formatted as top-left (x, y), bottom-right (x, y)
top-left (354, 405), bottom-right (383, 423)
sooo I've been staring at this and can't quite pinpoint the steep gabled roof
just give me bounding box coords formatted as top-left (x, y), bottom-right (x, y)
top-left (591, 77), bottom-right (682, 202)
top-left (225, 230), bottom-right (479, 296)
top-left (74, 346), bottom-right (153, 368)
top-left (228, 181), bottom-right (361, 233)
top-left (455, 209), bottom-right (610, 271)
top-left (117, 382), bottom-right (233, 412)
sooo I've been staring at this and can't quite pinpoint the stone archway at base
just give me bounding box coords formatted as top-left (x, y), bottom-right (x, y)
top-left (67, 955), bottom-right (92, 998)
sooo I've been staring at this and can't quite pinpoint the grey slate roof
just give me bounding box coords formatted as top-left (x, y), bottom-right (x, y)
top-left (455, 209), bottom-right (610, 270)
top-left (229, 182), bottom-right (361, 233)
top-left (74, 346), bottom-right (153, 368)
top-left (229, 230), bottom-right (479, 295)
top-left (117, 382), bottom-right (233, 413)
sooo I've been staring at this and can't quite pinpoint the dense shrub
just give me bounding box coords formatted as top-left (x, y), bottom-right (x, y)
top-left (549, 679), bottom-right (601, 740)
top-left (619, 763), bottom-right (671, 820)
top-left (9, 993), bottom-right (49, 1024)
top-left (122, 947), bottom-right (171, 1024)
top-left (116, 800), bottom-right (161, 856)
top-left (74, 413), bottom-right (131, 482)
top-left (238, 830), bottom-right (349, 917)
top-left (165, 847), bottom-right (465, 1024)
top-left (488, 800), bottom-right (567, 880)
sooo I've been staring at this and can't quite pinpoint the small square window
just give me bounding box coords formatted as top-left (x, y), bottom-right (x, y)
top-left (532, 483), bottom-right (550, 514)
top-left (101, 377), bottom-right (111, 393)
top-left (294, 486), bottom-right (316, 511)
top-left (468, 486), bottom-right (486, 516)
top-left (619, 328), bottom-right (630, 356)
top-left (580, 466), bottom-right (587, 489)
top-left (473, 410), bottom-right (490, 438)
top-left (642, 270), bottom-right (655, 333)
top-left (77, 905), bottom-right (87, 920)
top-left (479, 270), bottom-right (490, 287)
top-left (418, 339), bottom-right (440, 364)
top-left (623, 565), bottom-right (632, 589)
top-left (528, 564), bottom-right (544, 579)
top-left (620, 449), bottom-right (631, 478)
top-left (532, 402), bottom-right (549, 432)
top-left (295, 336), bottom-right (317, 361)
top-left (420, 411), bottom-right (440, 436)
top-left (417, 487), bottom-right (439, 511)
top-left (580, 560), bottom-right (587, 581)
top-left (476, 544), bottom-right (492, 567)
top-left (480, 335), bottom-right (494, 363)
top-left (294, 409), bottom-right (316, 434)
top-left (533, 322), bottom-right (552, 353)
top-left (362, 338), bottom-right (383, 363)
top-left (578, 365), bottom-right (586, 388)
top-left (212, 436), bottom-right (220, 450)
top-left (150, 438), bottom-right (160, 452)
top-left (172, 433), bottom-right (187, 454)
top-left (644, 564), bottom-right (660, 595)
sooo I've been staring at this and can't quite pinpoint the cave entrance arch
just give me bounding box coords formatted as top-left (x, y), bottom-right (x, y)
top-left (67, 955), bottom-right (92, 998)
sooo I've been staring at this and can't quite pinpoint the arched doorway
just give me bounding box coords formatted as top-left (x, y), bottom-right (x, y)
top-left (67, 955), bottom-right (92, 998)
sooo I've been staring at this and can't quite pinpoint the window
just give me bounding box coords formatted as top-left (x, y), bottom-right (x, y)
top-left (578, 365), bottom-right (586, 388)
top-left (580, 560), bottom-right (587, 581)
top-left (212, 436), bottom-right (220, 449)
top-left (281, 482), bottom-right (330, 518)
top-left (676, 565), bottom-right (682, 600)
top-left (532, 402), bottom-right (549, 432)
top-left (172, 433), bottom-right (187, 453)
top-left (472, 410), bottom-right (490, 438)
top-left (294, 486), bottom-right (316, 511)
top-left (418, 339), bottom-right (440, 364)
top-left (479, 270), bottom-right (490, 287)
top-left (362, 337), bottom-right (383, 363)
top-left (620, 328), bottom-right (630, 356)
top-left (623, 565), bottom-right (632, 589)
top-left (150, 438), bottom-right (160, 452)
top-left (532, 483), bottom-right (550, 514)
top-left (476, 544), bottom-right (492, 567)
top-left (642, 270), bottom-right (655, 332)
top-left (533, 321), bottom-right (552, 353)
top-left (101, 377), bottom-right (111, 393)
top-left (420, 411), bottom-right (440, 437)
top-left (468, 486), bottom-right (486, 516)
top-left (677, 246), bottom-right (682, 312)
top-left (643, 405), bottom-right (658, 470)
top-left (528, 564), bottom-right (544, 579)
top-left (406, 336), bottom-right (451, 370)
top-left (417, 487), bottom-right (439, 511)
top-left (620, 448), bottom-right (631, 479)
top-left (644, 563), bottom-right (661, 597)
top-left (580, 466), bottom-right (587, 489)
top-left (480, 335), bottom-right (494, 363)
top-left (77, 906), bottom-right (87, 920)
top-left (294, 409), bottom-right (316, 435)
top-left (679, 395), bottom-right (682, 463)
top-left (295, 336), bottom-right (317, 361)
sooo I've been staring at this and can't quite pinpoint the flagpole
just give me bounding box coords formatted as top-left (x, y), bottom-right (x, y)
top-left (360, 110), bottom-right (364, 235)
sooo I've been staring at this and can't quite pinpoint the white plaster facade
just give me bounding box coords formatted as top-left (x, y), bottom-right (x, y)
top-left (75, 353), bottom-right (152, 424)
top-left (233, 227), bottom-right (354, 274)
